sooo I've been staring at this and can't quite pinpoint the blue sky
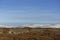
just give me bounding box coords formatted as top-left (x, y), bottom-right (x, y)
top-left (0, 0), bottom-right (60, 26)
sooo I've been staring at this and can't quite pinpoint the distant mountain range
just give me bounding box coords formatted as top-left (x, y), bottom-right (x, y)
top-left (0, 25), bottom-right (17, 28)
top-left (0, 24), bottom-right (60, 28)
top-left (21, 24), bottom-right (60, 28)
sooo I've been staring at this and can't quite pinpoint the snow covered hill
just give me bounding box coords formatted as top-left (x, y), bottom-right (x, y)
top-left (22, 24), bottom-right (60, 28)
top-left (0, 24), bottom-right (60, 28)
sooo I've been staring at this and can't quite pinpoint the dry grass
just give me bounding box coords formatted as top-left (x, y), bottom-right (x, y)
top-left (0, 28), bottom-right (60, 40)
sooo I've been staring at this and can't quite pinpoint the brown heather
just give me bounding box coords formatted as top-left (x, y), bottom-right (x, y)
top-left (0, 27), bottom-right (60, 40)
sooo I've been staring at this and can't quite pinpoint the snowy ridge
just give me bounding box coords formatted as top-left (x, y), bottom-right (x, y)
top-left (0, 24), bottom-right (60, 28)
top-left (22, 24), bottom-right (60, 28)
top-left (0, 25), bottom-right (17, 28)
